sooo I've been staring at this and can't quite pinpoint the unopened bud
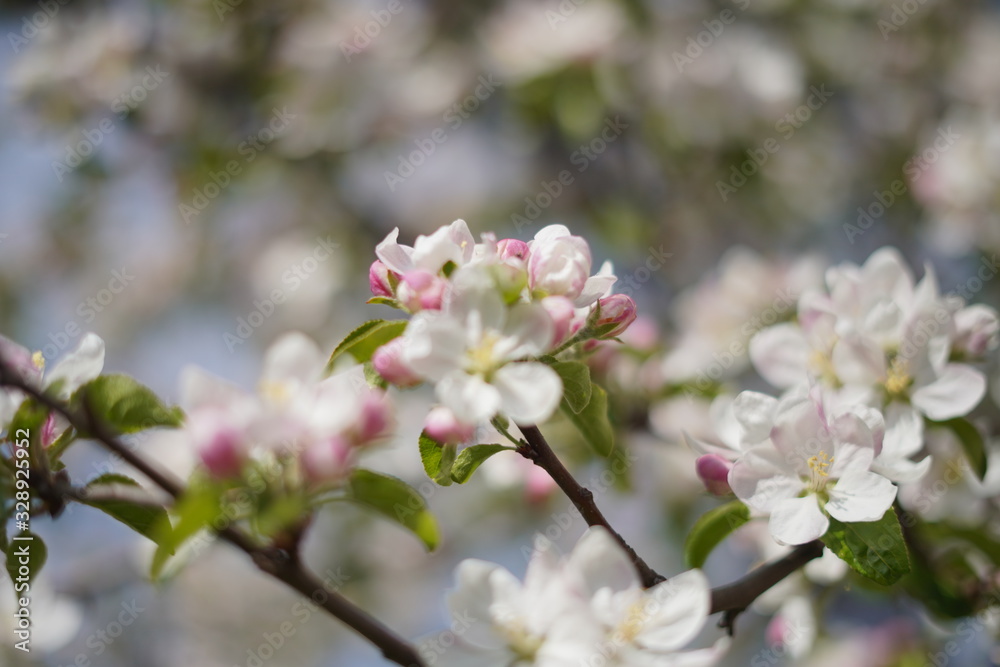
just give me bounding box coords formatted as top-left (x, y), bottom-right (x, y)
top-left (695, 454), bottom-right (733, 496)
top-left (594, 294), bottom-right (637, 338)
top-left (371, 338), bottom-right (422, 387)
top-left (423, 406), bottom-right (475, 445)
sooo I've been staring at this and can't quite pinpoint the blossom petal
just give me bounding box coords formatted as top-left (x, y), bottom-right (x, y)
top-left (437, 372), bottom-right (502, 423)
top-left (375, 227), bottom-right (415, 274)
top-left (564, 527), bottom-right (639, 597)
top-left (731, 391), bottom-right (778, 445)
top-left (260, 332), bottom-right (324, 385)
top-left (911, 364), bottom-right (986, 420)
top-left (769, 496), bottom-right (829, 545)
top-left (831, 334), bottom-right (886, 386)
top-left (45, 333), bottom-right (105, 397)
top-left (446, 560), bottom-right (510, 650)
top-left (496, 303), bottom-right (555, 360)
top-left (749, 324), bottom-right (811, 389)
top-left (637, 569), bottom-right (711, 652)
top-left (826, 471), bottom-right (896, 523)
top-left (729, 447), bottom-right (804, 512)
top-left (574, 273), bottom-right (617, 308)
top-left (882, 402), bottom-right (924, 459)
top-left (492, 362), bottom-right (562, 425)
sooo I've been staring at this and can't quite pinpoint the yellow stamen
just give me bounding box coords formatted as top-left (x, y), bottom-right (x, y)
top-left (617, 600), bottom-right (649, 643)
top-left (885, 356), bottom-right (912, 396)
top-left (806, 450), bottom-right (834, 492)
top-left (258, 380), bottom-right (291, 405)
top-left (31, 351), bottom-right (45, 371)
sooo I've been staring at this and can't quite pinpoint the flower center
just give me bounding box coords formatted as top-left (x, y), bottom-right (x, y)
top-left (885, 356), bottom-right (912, 397)
top-left (616, 600), bottom-right (648, 644)
top-left (466, 332), bottom-right (502, 377)
top-left (31, 351), bottom-right (45, 371)
top-left (258, 380), bottom-right (292, 405)
top-left (806, 450), bottom-right (834, 491)
top-left (497, 617), bottom-right (544, 661)
top-left (808, 350), bottom-right (839, 386)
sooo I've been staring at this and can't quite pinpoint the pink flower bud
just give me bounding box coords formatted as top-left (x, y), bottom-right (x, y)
top-left (355, 393), bottom-right (392, 443)
top-left (527, 227), bottom-right (592, 300)
top-left (372, 338), bottom-right (422, 387)
top-left (541, 296), bottom-right (581, 345)
top-left (766, 614), bottom-right (788, 648)
top-left (369, 260), bottom-right (396, 298)
top-left (497, 238), bottom-right (529, 262)
top-left (300, 436), bottom-right (353, 484)
top-left (696, 454), bottom-right (733, 496)
top-left (41, 413), bottom-right (61, 448)
top-left (423, 406), bottom-right (475, 445)
top-left (595, 294), bottom-right (637, 338)
top-left (191, 413), bottom-right (246, 479)
top-left (397, 270), bottom-right (448, 311)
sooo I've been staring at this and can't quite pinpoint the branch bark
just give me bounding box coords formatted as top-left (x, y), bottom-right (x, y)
top-left (517, 424), bottom-right (665, 587)
top-left (0, 369), bottom-right (425, 667)
top-left (708, 540), bottom-right (825, 633)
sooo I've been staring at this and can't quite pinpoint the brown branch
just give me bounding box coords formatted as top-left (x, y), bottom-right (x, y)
top-left (516, 424), bottom-right (826, 633)
top-left (0, 368), bottom-right (425, 667)
top-left (517, 424), bottom-right (666, 587)
top-left (709, 540), bottom-right (825, 634)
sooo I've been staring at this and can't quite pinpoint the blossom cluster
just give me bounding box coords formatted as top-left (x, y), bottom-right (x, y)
top-left (692, 248), bottom-right (999, 545)
top-left (368, 221), bottom-right (637, 436)
top-left (184, 332), bottom-right (391, 485)
top-left (434, 527), bottom-right (725, 667)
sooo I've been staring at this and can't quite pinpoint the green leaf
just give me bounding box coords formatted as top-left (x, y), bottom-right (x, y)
top-left (150, 483), bottom-right (223, 580)
top-left (822, 510), bottom-right (910, 586)
top-left (326, 320), bottom-right (408, 371)
top-left (347, 469), bottom-right (439, 551)
top-left (366, 296), bottom-right (404, 310)
top-left (7, 400), bottom-right (48, 442)
top-left (561, 382), bottom-right (614, 457)
top-left (419, 432), bottom-right (455, 486)
top-left (938, 418), bottom-right (987, 481)
top-left (552, 361), bottom-right (592, 414)
top-left (362, 361), bottom-right (389, 390)
top-left (5, 532), bottom-right (47, 585)
top-left (451, 444), bottom-right (512, 484)
top-left (46, 427), bottom-right (77, 461)
top-left (87, 473), bottom-right (141, 488)
top-left (78, 375), bottom-right (183, 434)
top-left (82, 497), bottom-right (170, 547)
top-left (684, 501), bottom-right (750, 568)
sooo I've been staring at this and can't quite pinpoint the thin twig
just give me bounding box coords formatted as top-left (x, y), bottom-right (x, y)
top-left (517, 424), bottom-right (666, 587)
top-left (708, 540), bottom-right (825, 634)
